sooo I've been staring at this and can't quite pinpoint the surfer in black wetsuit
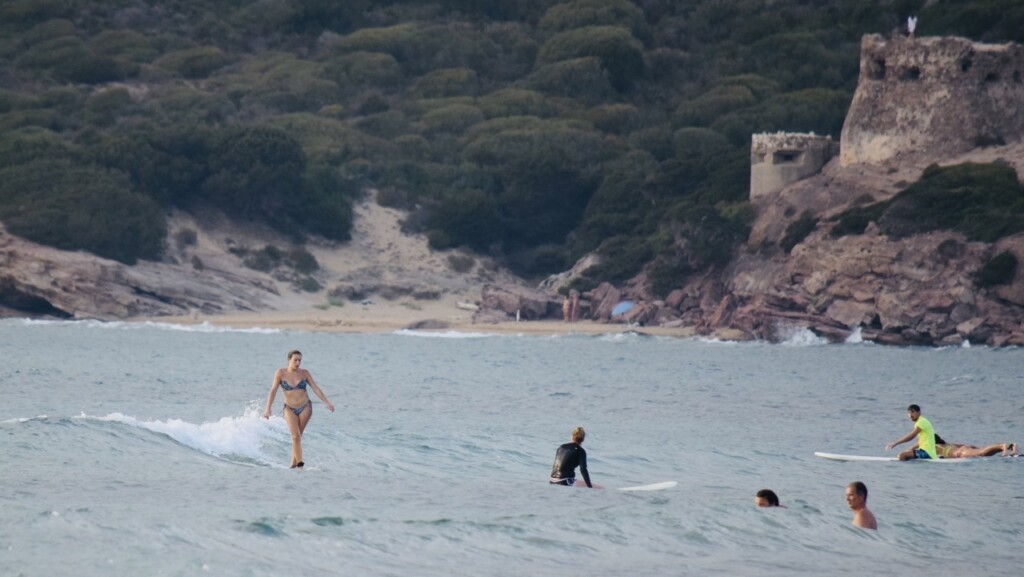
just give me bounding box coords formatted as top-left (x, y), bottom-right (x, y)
top-left (550, 426), bottom-right (593, 487)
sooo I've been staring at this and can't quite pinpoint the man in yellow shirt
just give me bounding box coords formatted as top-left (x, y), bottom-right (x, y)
top-left (885, 404), bottom-right (937, 460)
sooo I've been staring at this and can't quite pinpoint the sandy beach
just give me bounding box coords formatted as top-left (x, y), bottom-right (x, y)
top-left (144, 296), bottom-right (712, 339)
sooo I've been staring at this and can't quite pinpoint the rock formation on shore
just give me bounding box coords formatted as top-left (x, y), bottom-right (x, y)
top-left (506, 35), bottom-right (1024, 346)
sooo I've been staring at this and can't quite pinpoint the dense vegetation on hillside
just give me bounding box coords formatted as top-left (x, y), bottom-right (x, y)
top-left (1, 0), bottom-right (1021, 288)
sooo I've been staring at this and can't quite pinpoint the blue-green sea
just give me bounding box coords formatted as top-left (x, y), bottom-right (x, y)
top-left (1, 319), bottom-right (1022, 577)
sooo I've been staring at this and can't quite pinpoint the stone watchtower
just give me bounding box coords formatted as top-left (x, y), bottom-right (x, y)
top-left (749, 132), bottom-right (838, 199)
top-left (840, 34), bottom-right (1024, 166)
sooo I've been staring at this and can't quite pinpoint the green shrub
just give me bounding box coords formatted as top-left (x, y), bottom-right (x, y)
top-left (54, 53), bottom-right (136, 84)
top-left (22, 18), bottom-right (76, 46)
top-left (780, 211), bottom-right (818, 252)
top-left (573, 150), bottom-right (656, 256)
top-left (84, 88), bottom-right (133, 126)
top-left (155, 46), bottom-right (229, 79)
top-left (203, 125), bottom-right (306, 218)
top-left (15, 36), bottom-right (87, 69)
top-left (627, 125), bottom-right (674, 160)
top-left (295, 276), bottom-right (322, 292)
top-left (420, 104), bottom-right (484, 136)
top-left (323, 51), bottom-right (403, 91)
top-left (585, 235), bottom-right (654, 283)
top-left (740, 32), bottom-right (854, 91)
top-left (243, 245), bottom-right (283, 272)
top-left (90, 125), bottom-right (213, 206)
top-left (477, 89), bottom-right (552, 119)
top-left (174, 228), bottom-right (198, 249)
top-left (287, 247), bottom-right (320, 274)
top-left (429, 188), bottom-right (502, 251)
top-left (675, 84), bottom-right (759, 128)
top-left (710, 88), bottom-right (850, 146)
top-left (974, 251), bottom-right (1018, 287)
top-left (0, 0), bottom-right (69, 23)
top-left (143, 84), bottom-right (235, 124)
top-left (537, 26), bottom-right (644, 91)
top-left (89, 29), bottom-right (158, 62)
top-left (394, 134), bottom-right (430, 159)
top-left (0, 128), bottom-right (77, 166)
top-left (409, 68), bottom-right (479, 98)
top-left (539, 0), bottom-right (649, 40)
top-left (878, 163), bottom-right (1024, 242)
top-left (264, 113), bottom-right (397, 165)
top-left (447, 253), bottom-right (476, 273)
top-left (0, 109), bottom-right (63, 132)
top-left (354, 110), bottom-right (410, 139)
top-left (505, 243), bottom-right (571, 277)
top-left (211, 53), bottom-right (339, 113)
top-left (522, 57), bottom-right (615, 104)
top-left (830, 203), bottom-right (886, 237)
top-left (584, 104), bottom-right (639, 135)
top-left (0, 159), bottom-right (165, 264)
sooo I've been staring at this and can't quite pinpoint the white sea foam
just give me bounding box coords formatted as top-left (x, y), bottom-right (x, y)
top-left (393, 329), bottom-right (497, 339)
top-left (777, 325), bottom-right (829, 346)
top-left (3, 317), bottom-right (279, 334)
top-left (844, 327), bottom-right (863, 344)
top-left (78, 407), bottom-right (285, 464)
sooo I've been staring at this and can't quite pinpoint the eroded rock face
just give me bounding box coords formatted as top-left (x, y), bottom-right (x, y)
top-left (477, 284), bottom-right (560, 321)
top-left (0, 225), bottom-right (283, 320)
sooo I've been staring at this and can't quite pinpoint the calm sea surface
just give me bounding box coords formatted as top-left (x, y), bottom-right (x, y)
top-left (1, 319), bottom-right (1022, 577)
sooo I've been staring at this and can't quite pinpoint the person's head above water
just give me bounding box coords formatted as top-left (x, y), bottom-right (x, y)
top-left (571, 426), bottom-right (585, 444)
top-left (755, 489), bottom-right (780, 507)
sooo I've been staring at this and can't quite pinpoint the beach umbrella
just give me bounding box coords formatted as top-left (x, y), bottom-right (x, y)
top-left (611, 301), bottom-right (635, 316)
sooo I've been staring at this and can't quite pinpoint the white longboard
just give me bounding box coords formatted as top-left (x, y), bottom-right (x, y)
top-left (814, 452), bottom-right (974, 463)
top-left (618, 481), bottom-right (677, 492)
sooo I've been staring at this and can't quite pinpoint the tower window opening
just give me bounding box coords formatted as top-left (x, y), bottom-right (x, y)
top-left (868, 58), bottom-right (886, 80)
top-left (773, 150), bottom-right (802, 164)
top-left (898, 66), bottom-right (921, 81)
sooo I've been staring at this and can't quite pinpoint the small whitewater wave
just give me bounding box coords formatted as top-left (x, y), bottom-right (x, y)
top-left (393, 329), bottom-right (497, 339)
top-left (0, 416), bottom-right (48, 424)
top-left (75, 405), bottom-right (286, 466)
top-left (777, 326), bottom-right (829, 347)
top-left (3, 317), bottom-right (279, 334)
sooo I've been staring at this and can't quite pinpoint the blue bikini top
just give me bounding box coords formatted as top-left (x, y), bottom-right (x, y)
top-left (279, 378), bottom-right (308, 391)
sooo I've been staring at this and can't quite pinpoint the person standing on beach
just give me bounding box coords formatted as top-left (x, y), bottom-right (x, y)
top-left (570, 290), bottom-right (580, 322)
top-left (885, 404), bottom-right (937, 461)
top-left (263, 350), bottom-right (335, 468)
top-left (845, 481), bottom-right (877, 529)
top-left (550, 426), bottom-right (594, 487)
top-left (563, 296), bottom-right (571, 322)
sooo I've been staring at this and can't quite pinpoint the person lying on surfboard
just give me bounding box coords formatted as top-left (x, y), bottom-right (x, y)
top-left (930, 435), bottom-right (1018, 458)
top-left (550, 426), bottom-right (595, 488)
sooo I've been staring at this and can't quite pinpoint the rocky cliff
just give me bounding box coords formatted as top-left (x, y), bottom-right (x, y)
top-left (518, 35), bottom-right (1024, 346)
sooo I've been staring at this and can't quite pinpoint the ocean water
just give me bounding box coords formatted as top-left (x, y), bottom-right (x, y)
top-left (1, 319), bottom-right (1022, 577)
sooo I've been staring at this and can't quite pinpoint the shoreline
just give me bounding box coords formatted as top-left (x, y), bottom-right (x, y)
top-left (129, 298), bottom-right (722, 339)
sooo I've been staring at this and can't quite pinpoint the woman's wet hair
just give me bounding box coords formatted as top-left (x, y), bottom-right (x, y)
top-left (287, 349), bottom-right (302, 360)
top-left (935, 433), bottom-right (946, 445)
top-left (756, 489), bottom-right (780, 506)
